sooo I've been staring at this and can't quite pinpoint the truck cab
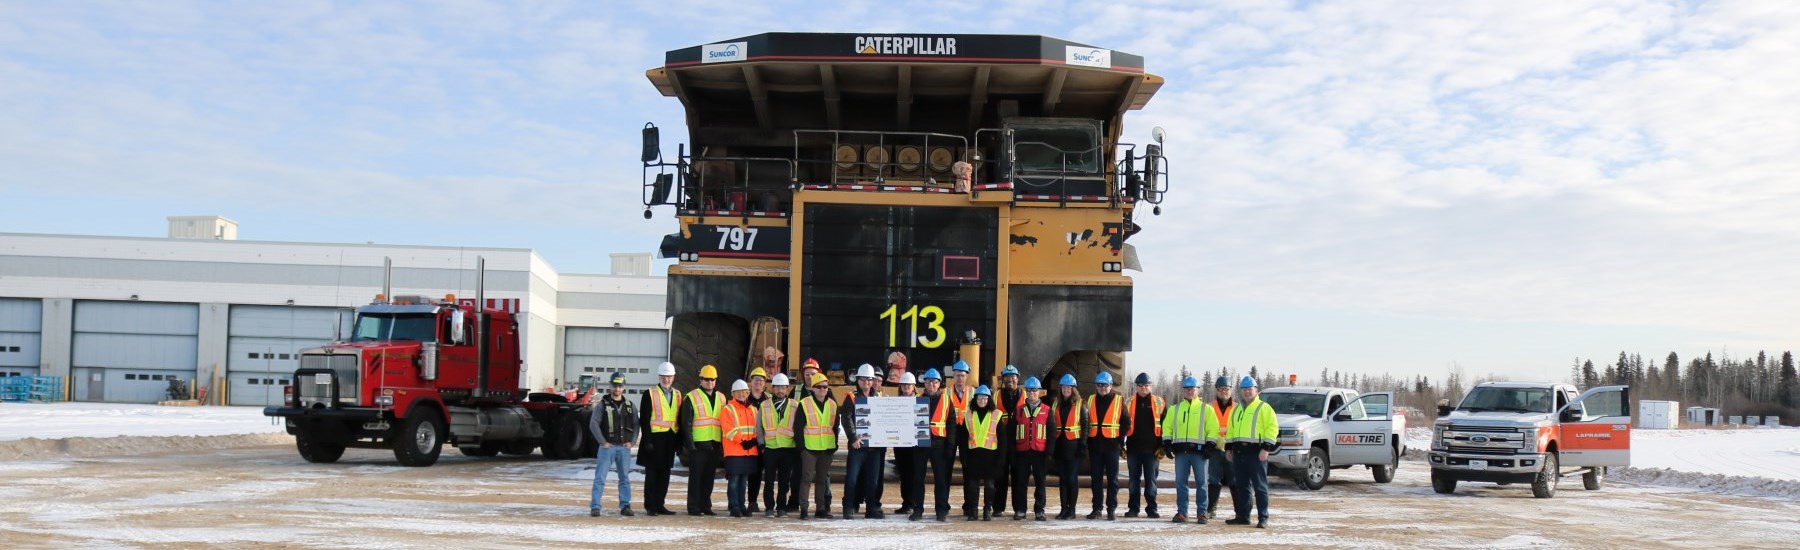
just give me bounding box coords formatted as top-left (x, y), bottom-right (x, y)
top-left (1428, 382), bottom-right (1631, 498)
top-left (1262, 386), bottom-right (1405, 489)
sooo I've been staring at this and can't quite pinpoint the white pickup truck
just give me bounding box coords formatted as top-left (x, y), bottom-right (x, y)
top-left (1428, 382), bottom-right (1631, 498)
top-left (1259, 386), bottom-right (1406, 490)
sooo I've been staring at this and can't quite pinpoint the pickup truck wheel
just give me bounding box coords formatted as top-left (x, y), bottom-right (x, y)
top-left (1430, 470), bottom-right (1456, 494)
top-left (1583, 467), bottom-right (1605, 490)
top-left (1372, 446), bottom-right (1398, 483)
top-left (295, 430), bottom-right (346, 463)
top-left (393, 411), bottom-right (445, 467)
top-left (1300, 445), bottom-right (1330, 490)
top-left (1531, 452), bottom-right (1559, 498)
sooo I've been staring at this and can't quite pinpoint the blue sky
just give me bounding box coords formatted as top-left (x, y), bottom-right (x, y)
top-left (3, 1), bottom-right (1796, 382)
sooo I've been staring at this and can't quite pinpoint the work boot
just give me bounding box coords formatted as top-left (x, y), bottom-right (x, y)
top-left (936, 511), bottom-right (947, 522)
top-left (777, 508), bottom-right (788, 518)
top-left (1035, 512), bottom-right (1046, 521)
top-left (686, 511), bottom-right (703, 517)
top-left (1086, 510), bottom-right (1102, 520)
top-left (817, 511), bottom-right (835, 520)
top-left (1256, 518), bottom-right (1267, 529)
top-left (896, 505), bottom-right (913, 515)
top-left (1146, 509), bottom-right (1160, 519)
top-left (748, 503), bottom-right (759, 514)
top-left (1013, 512), bottom-right (1024, 521)
top-left (1171, 514), bottom-right (1186, 523)
top-left (764, 507), bottom-right (775, 518)
top-left (590, 509), bottom-right (601, 517)
top-left (965, 513), bottom-right (977, 522)
top-left (621, 507), bottom-right (634, 517)
top-left (1107, 510), bottom-right (1116, 521)
top-left (866, 511), bottom-right (885, 520)
top-left (799, 507), bottom-right (809, 521)
top-left (1196, 513), bottom-right (1208, 525)
top-left (1124, 508), bottom-right (1140, 518)
top-left (981, 509), bottom-right (991, 521)
top-left (1226, 517), bottom-right (1250, 525)
top-left (909, 510), bottom-right (923, 521)
top-left (701, 510), bottom-right (716, 516)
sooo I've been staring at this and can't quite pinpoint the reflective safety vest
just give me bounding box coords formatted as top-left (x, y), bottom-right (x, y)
top-left (800, 397), bottom-right (839, 452)
top-left (1125, 394), bottom-right (1165, 438)
top-left (1086, 394), bottom-right (1123, 439)
top-left (949, 385), bottom-right (972, 416)
top-left (687, 389), bottom-right (724, 443)
top-left (722, 400), bottom-right (760, 457)
top-left (648, 385), bottom-right (682, 433)
top-left (1225, 398), bottom-right (1279, 446)
top-left (1162, 398), bottom-right (1219, 446)
top-left (761, 398), bottom-right (798, 449)
top-left (929, 392), bottom-right (960, 438)
top-left (1053, 397), bottom-right (1083, 440)
top-left (966, 409), bottom-right (1001, 451)
top-left (1212, 400), bottom-right (1235, 440)
top-left (1014, 401), bottom-right (1050, 453)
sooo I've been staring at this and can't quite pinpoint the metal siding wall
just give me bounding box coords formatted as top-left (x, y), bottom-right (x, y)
top-left (0, 298), bottom-right (43, 371)
top-left (225, 305), bottom-right (348, 406)
top-left (71, 301), bottom-right (199, 403)
top-left (563, 327), bottom-right (668, 394)
top-left (227, 372), bottom-right (293, 407)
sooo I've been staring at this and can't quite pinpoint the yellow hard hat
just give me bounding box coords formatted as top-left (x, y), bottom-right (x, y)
top-left (750, 367), bottom-right (768, 380)
top-left (699, 365), bottom-right (718, 379)
top-left (808, 373), bottom-right (829, 387)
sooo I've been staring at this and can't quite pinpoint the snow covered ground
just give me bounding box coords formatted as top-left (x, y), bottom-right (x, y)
top-left (1405, 424), bottom-right (1800, 481)
top-left (0, 402), bottom-right (283, 441)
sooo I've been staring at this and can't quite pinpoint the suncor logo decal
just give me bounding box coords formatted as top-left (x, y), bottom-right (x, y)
top-left (702, 42), bottom-right (747, 64)
top-left (1066, 45), bottom-right (1111, 68)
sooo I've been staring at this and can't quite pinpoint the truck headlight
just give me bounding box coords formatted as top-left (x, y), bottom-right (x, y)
top-left (375, 395), bottom-right (394, 406)
top-left (1519, 429), bottom-right (1535, 450)
top-left (1278, 428), bottom-right (1299, 446)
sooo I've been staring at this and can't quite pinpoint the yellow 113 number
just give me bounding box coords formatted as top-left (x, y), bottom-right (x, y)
top-left (879, 304), bottom-right (947, 349)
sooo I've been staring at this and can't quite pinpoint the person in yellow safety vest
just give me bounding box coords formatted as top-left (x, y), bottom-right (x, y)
top-left (1084, 371), bottom-right (1131, 520)
top-left (756, 373), bottom-right (800, 518)
top-left (745, 367), bottom-right (770, 514)
top-left (1223, 375), bottom-right (1279, 529)
top-left (1123, 372), bottom-right (1166, 518)
top-left (722, 379), bottom-right (761, 518)
top-left (1207, 376), bottom-right (1236, 517)
top-left (922, 368), bottom-right (959, 522)
top-left (1160, 376), bottom-right (1221, 524)
top-left (793, 372), bottom-right (841, 520)
top-left (636, 361), bottom-right (684, 516)
top-left (679, 364), bottom-right (726, 516)
top-left (961, 385), bottom-right (1002, 521)
top-left (1050, 373), bottom-right (1086, 520)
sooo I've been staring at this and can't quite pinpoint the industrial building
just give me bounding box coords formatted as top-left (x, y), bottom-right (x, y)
top-left (0, 216), bottom-right (668, 406)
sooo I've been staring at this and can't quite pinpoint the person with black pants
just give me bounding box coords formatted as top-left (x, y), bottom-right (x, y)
top-left (840, 364), bottom-right (887, 519)
top-left (679, 365), bottom-right (727, 516)
top-left (1049, 374), bottom-right (1086, 519)
top-left (757, 373), bottom-right (800, 517)
top-left (923, 368), bottom-right (962, 522)
top-left (1084, 372), bottom-right (1131, 520)
top-left (637, 362), bottom-right (684, 516)
top-left (1123, 373), bottom-right (1166, 518)
top-left (893, 372), bottom-right (928, 520)
top-left (961, 385), bottom-right (1003, 521)
top-left (1009, 376), bottom-right (1051, 521)
top-left (744, 368), bottom-right (770, 514)
top-left (992, 366), bottom-right (1024, 515)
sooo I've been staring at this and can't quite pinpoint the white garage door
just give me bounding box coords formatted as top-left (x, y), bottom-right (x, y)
top-left (72, 301), bottom-right (199, 403)
top-left (564, 327), bottom-right (667, 398)
top-left (0, 298), bottom-right (42, 378)
top-left (227, 305), bottom-right (350, 406)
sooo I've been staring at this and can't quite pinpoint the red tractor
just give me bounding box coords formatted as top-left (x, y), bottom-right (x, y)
top-left (264, 258), bottom-right (595, 466)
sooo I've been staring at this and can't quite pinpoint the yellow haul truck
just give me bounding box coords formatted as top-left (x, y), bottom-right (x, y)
top-left (639, 33), bottom-right (1168, 390)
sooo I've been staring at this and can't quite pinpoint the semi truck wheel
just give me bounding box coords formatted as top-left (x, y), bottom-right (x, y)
top-left (295, 430), bottom-right (345, 463)
top-left (394, 411), bottom-right (445, 467)
top-left (670, 313), bottom-right (749, 390)
top-left (1430, 470), bottom-right (1457, 494)
top-left (1299, 444), bottom-right (1330, 490)
top-left (1372, 445), bottom-right (1398, 483)
top-left (1583, 467), bottom-right (1604, 490)
top-left (543, 411), bottom-right (586, 460)
top-left (1531, 452), bottom-right (1559, 498)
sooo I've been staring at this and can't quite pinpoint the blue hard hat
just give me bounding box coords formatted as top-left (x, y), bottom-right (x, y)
top-left (975, 385), bottom-right (992, 397)
top-left (922, 368), bottom-right (942, 381)
top-left (953, 360), bottom-right (970, 373)
top-left (1182, 376), bottom-right (1198, 389)
top-left (1001, 364), bottom-right (1020, 377)
top-left (1023, 376), bottom-right (1042, 390)
top-left (1134, 372), bottom-right (1151, 385)
top-left (1215, 376), bottom-right (1231, 388)
top-left (1095, 372), bottom-right (1114, 385)
top-left (1239, 375), bottom-right (1258, 389)
top-left (1059, 374), bottom-right (1078, 387)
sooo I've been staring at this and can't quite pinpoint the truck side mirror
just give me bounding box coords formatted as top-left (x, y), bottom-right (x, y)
top-left (1436, 405), bottom-right (1452, 417)
top-left (1560, 408), bottom-right (1581, 423)
top-left (1332, 413), bottom-right (1352, 422)
top-left (641, 123), bottom-right (661, 163)
top-left (449, 310), bottom-right (467, 345)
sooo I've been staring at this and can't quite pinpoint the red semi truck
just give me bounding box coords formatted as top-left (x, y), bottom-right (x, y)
top-left (263, 258), bottom-right (595, 466)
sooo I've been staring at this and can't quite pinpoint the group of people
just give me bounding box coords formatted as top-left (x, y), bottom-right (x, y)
top-left (584, 358), bottom-right (1282, 528)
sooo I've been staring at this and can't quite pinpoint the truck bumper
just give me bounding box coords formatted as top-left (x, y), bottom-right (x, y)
top-left (1267, 446), bottom-right (1311, 472)
top-left (263, 406), bottom-right (390, 447)
top-left (1428, 450), bottom-right (1544, 483)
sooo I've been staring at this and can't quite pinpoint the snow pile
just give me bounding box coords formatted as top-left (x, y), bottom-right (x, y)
top-left (1630, 426), bottom-right (1800, 481)
top-left (0, 402), bottom-right (284, 441)
top-left (1613, 466), bottom-right (1800, 500)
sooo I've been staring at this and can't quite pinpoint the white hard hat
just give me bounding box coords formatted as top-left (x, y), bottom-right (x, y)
top-left (657, 362), bottom-right (676, 376)
top-left (772, 373), bottom-right (790, 386)
top-left (731, 379), bottom-right (749, 392)
top-left (856, 363), bottom-right (878, 379)
top-left (900, 372), bottom-right (917, 385)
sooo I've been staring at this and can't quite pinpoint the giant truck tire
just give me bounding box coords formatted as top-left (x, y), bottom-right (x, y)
top-left (1430, 470), bottom-right (1457, 494)
top-left (1583, 466), bottom-right (1605, 490)
top-left (670, 313), bottom-right (750, 390)
top-left (1371, 445), bottom-right (1398, 483)
top-left (295, 430), bottom-right (346, 463)
top-left (1298, 444), bottom-right (1330, 490)
top-left (393, 411), bottom-right (445, 467)
top-left (1531, 452), bottom-right (1559, 498)
top-left (1048, 350), bottom-right (1125, 394)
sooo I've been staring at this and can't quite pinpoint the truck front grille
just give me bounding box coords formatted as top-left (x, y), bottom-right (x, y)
top-left (298, 354), bottom-right (360, 406)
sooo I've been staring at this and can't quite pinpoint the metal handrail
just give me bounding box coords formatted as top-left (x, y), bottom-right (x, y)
top-left (793, 129), bottom-right (970, 188)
